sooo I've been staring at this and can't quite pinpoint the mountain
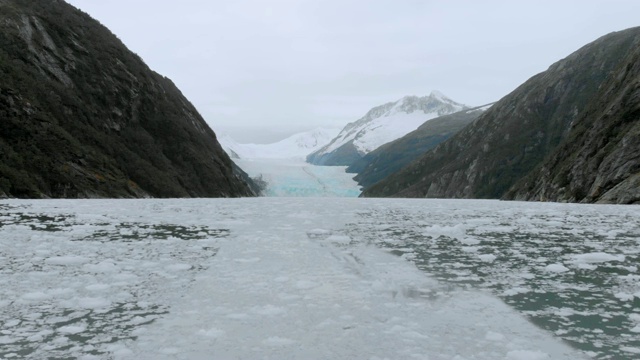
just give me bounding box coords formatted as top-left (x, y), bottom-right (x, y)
top-left (220, 128), bottom-right (340, 160)
top-left (504, 34), bottom-right (640, 204)
top-left (0, 0), bottom-right (255, 198)
top-left (348, 104), bottom-right (491, 190)
top-left (362, 27), bottom-right (640, 203)
top-left (306, 92), bottom-right (468, 166)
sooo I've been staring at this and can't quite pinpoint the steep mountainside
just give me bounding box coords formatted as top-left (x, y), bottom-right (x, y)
top-left (0, 0), bottom-right (255, 198)
top-left (348, 105), bottom-right (490, 189)
top-left (307, 92), bottom-right (467, 166)
top-left (363, 27), bottom-right (640, 201)
top-left (220, 128), bottom-right (340, 160)
top-left (505, 38), bottom-right (640, 204)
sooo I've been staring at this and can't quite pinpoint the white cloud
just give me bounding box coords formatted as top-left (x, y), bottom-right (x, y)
top-left (66, 0), bottom-right (640, 142)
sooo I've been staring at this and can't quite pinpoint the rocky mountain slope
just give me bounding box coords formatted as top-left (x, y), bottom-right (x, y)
top-left (220, 128), bottom-right (339, 160)
top-left (362, 27), bottom-right (640, 203)
top-left (504, 36), bottom-right (640, 204)
top-left (348, 105), bottom-right (491, 189)
top-left (307, 92), bottom-right (467, 166)
top-left (0, 0), bottom-right (255, 198)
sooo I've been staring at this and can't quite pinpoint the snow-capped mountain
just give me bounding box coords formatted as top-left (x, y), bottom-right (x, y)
top-left (220, 128), bottom-right (341, 160)
top-left (307, 91), bottom-right (468, 166)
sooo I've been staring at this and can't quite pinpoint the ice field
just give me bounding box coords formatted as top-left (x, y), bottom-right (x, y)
top-left (235, 158), bottom-right (362, 197)
top-left (1, 198), bottom-right (639, 359)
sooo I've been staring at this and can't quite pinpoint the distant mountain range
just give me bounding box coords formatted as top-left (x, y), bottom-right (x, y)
top-left (0, 0), bottom-right (255, 198)
top-left (220, 128), bottom-right (340, 160)
top-left (349, 104), bottom-right (492, 189)
top-left (363, 27), bottom-right (640, 204)
top-left (307, 92), bottom-right (468, 166)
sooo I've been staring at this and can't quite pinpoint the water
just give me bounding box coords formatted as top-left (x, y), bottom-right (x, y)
top-left (1, 199), bottom-right (639, 359)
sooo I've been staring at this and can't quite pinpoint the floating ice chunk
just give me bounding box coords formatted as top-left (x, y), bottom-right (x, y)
top-left (262, 336), bottom-right (295, 347)
top-left (326, 235), bottom-right (352, 245)
top-left (22, 291), bottom-right (50, 301)
top-left (576, 263), bottom-right (598, 270)
top-left (460, 237), bottom-right (481, 245)
top-left (233, 257), bottom-right (261, 264)
top-left (571, 252), bottom-right (625, 263)
top-left (58, 324), bottom-right (86, 334)
top-left (45, 256), bottom-right (90, 266)
top-left (198, 327), bottom-right (225, 338)
top-left (485, 331), bottom-right (505, 341)
top-left (252, 304), bottom-right (287, 316)
top-left (83, 261), bottom-right (118, 273)
top-left (166, 263), bottom-right (192, 271)
top-left (422, 224), bottom-right (466, 240)
top-left (544, 264), bottom-right (569, 273)
top-left (621, 346), bottom-right (640, 354)
top-left (478, 254), bottom-right (497, 263)
top-left (503, 287), bottom-right (530, 296)
top-left (78, 297), bottom-right (111, 309)
top-left (295, 280), bottom-right (319, 290)
top-left (631, 325), bottom-right (640, 333)
top-left (0, 336), bottom-right (17, 344)
top-left (615, 292), bottom-right (635, 301)
top-left (506, 349), bottom-right (551, 359)
top-left (307, 229), bottom-right (331, 236)
top-left (4, 319), bottom-right (20, 327)
top-left (85, 284), bottom-right (110, 292)
top-left (226, 313), bottom-right (250, 320)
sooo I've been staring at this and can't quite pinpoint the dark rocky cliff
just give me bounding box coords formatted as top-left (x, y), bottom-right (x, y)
top-left (504, 38), bottom-right (640, 204)
top-left (0, 0), bottom-right (255, 198)
top-left (362, 27), bottom-right (640, 201)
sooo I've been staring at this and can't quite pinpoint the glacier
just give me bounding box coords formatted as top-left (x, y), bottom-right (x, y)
top-left (221, 129), bottom-right (361, 197)
top-left (234, 158), bottom-right (362, 197)
top-left (2, 198), bottom-right (639, 359)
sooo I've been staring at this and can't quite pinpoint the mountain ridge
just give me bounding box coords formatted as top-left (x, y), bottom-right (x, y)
top-left (362, 27), bottom-right (640, 202)
top-left (348, 104), bottom-right (492, 190)
top-left (0, 0), bottom-right (255, 198)
top-left (307, 92), bottom-right (468, 166)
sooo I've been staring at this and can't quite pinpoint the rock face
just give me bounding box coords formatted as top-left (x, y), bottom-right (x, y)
top-left (307, 92), bottom-right (467, 166)
top-left (504, 37), bottom-right (640, 204)
top-left (362, 27), bottom-right (640, 202)
top-left (348, 105), bottom-right (490, 190)
top-left (0, 0), bottom-right (255, 198)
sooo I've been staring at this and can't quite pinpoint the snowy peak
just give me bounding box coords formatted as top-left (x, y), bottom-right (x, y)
top-left (307, 92), bottom-right (469, 166)
top-left (220, 128), bottom-right (340, 160)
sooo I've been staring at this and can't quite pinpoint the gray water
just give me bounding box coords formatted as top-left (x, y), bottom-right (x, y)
top-left (1, 199), bottom-right (639, 359)
top-left (346, 205), bottom-right (640, 360)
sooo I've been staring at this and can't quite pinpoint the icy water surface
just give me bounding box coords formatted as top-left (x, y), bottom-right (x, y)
top-left (346, 201), bottom-right (640, 359)
top-left (0, 198), bottom-right (638, 359)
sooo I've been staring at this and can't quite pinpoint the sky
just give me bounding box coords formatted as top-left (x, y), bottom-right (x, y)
top-left (65, 0), bottom-right (640, 143)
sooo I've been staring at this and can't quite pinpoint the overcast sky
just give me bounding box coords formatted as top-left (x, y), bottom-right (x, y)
top-left (66, 0), bottom-right (640, 143)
